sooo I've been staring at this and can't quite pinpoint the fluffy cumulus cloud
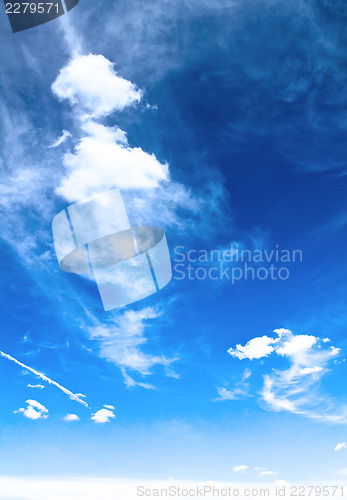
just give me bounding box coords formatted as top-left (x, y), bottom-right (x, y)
top-left (63, 414), bottom-right (80, 422)
top-left (51, 54), bottom-right (142, 117)
top-left (91, 408), bottom-right (116, 424)
top-left (228, 335), bottom-right (278, 360)
top-left (14, 400), bottom-right (49, 420)
top-left (226, 329), bottom-right (347, 423)
top-left (89, 308), bottom-right (177, 387)
top-left (51, 54), bottom-right (170, 202)
top-left (56, 121), bottom-right (169, 201)
top-left (335, 443), bottom-right (347, 451)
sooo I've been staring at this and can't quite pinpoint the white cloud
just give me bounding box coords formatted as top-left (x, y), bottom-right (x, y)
top-left (276, 334), bottom-right (317, 357)
top-left (299, 366), bottom-right (323, 375)
top-left (21, 407), bottom-right (45, 420)
top-left (254, 466), bottom-right (278, 477)
top-left (51, 54), bottom-right (142, 117)
top-left (15, 400), bottom-right (48, 420)
top-left (0, 166), bottom-right (51, 215)
top-left (27, 384), bottom-right (45, 389)
top-left (215, 387), bottom-right (248, 401)
top-left (260, 470), bottom-right (277, 476)
top-left (227, 329), bottom-right (347, 423)
top-left (63, 414), bottom-right (80, 422)
top-left (103, 405), bottom-right (115, 410)
top-left (214, 369), bottom-right (251, 401)
top-left (48, 130), bottom-right (72, 148)
top-left (26, 400), bottom-right (48, 413)
top-left (91, 408), bottom-right (116, 424)
top-left (335, 442), bottom-right (347, 451)
top-left (56, 121), bottom-right (169, 201)
top-left (89, 308), bottom-right (178, 383)
top-left (233, 465), bottom-right (248, 472)
top-left (227, 335), bottom-right (278, 360)
top-left (273, 328), bottom-right (292, 337)
top-left (0, 350), bottom-right (88, 408)
top-left (121, 369), bottom-right (157, 390)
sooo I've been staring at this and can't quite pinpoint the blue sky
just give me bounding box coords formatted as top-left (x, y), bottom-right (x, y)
top-left (1, 0), bottom-right (347, 493)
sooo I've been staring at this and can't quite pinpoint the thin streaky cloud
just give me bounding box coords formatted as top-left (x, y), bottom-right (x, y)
top-left (233, 465), bottom-right (248, 472)
top-left (260, 470), bottom-right (278, 476)
top-left (48, 130), bottom-right (72, 149)
top-left (0, 350), bottom-right (88, 408)
top-left (214, 386), bottom-right (249, 401)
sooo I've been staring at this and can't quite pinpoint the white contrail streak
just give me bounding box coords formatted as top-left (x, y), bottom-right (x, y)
top-left (0, 350), bottom-right (88, 408)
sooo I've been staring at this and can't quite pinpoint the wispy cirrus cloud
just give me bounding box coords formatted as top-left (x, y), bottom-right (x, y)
top-left (120, 369), bottom-right (156, 390)
top-left (103, 405), bottom-right (115, 410)
top-left (97, 0), bottom-right (347, 175)
top-left (48, 130), bottom-right (72, 149)
top-left (89, 308), bottom-right (178, 388)
top-left (259, 470), bottom-right (278, 477)
top-left (214, 369), bottom-right (251, 401)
